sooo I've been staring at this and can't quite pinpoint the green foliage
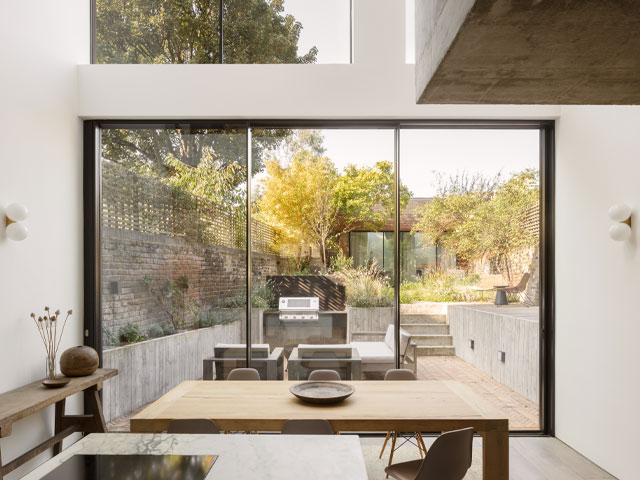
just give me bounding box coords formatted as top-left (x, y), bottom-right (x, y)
top-left (399, 271), bottom-right (484, 303)
top-left (146, 324), bottom-right (165, 339)
top-left (413, 170), bottom-right (539, 280)
top-left (163, 324), bottom-right (177, 336)
top-left (144, 274), bottom-right (201, 330)
top-left (102, 325), bottom-right (119, 347)
top-left (197, 310), bottom-right (238, 328)
top-left (118, 323), bottom-right (145, 344)
top-left (256, 133), bottom-right (412, 270)
top-left (329, 251), bottom-right (353, 273)
top-left (340, 265), bottom-right (393, 308)
top-left (96, 0), bottom-right (317, 64)
top-left (213, 281), bottom-right (276, 309)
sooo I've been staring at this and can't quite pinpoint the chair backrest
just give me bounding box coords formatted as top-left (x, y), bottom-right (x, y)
top-left (415, 428), bottom-right (474, 480)
top-left (281, 419), bottom-right (335, 435)
top-left (214, 344), bottom-right (270, 359)
top-left (308, 369), bottom-right (341, 381)
top-left (167, 419), bottom-right (219, 434)
top-left (384, 368), bottom-right (417, 381)
top-left (515, 272), bottom-right (530, 291)
top-left (384, 325), bottom-right (411, 356)
top-left (297, 345), bottom-right (353, 359)
top-left (227, 368), bottom-right (261, 381)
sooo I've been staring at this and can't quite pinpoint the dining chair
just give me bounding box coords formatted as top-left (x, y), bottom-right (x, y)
top-left (308, 369), bottom-right (341, 381)
top-left (380, 369), bottom-right (427, 476)
top-left (281, 419), bottom-right (335, 435)
top-left (227, 368), bottom-right (261, 381)
top-left (167, 418), bottom-right (220, 434)
top-left (385, 428), bottom-right (474, 480)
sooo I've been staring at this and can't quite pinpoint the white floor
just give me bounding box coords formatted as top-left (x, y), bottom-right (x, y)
top-left (360, 436), bottom-right (616, 480)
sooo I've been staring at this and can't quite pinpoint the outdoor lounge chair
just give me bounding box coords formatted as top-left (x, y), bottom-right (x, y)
top-left (350, 325), bottom-right (417, 376)
top-left (203, 343), bottom-right (284, 380)
top-left (494, 272), bottom-right (531, 305)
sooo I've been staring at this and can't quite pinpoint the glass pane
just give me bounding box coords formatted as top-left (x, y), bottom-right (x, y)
top-left (251, 128), bottom-right (396, 381)
top-left (399, 128), bottom-right (541, 430)
top-left (95, 0), bottom-right (351, 64)
top-left (100, 127), bottom-right (247, 427)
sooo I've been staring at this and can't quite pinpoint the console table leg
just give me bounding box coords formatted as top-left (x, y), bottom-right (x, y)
top-left (87, 387), bottom-right (107, 433)
top-left (53, 399), bottom-right (66, 455)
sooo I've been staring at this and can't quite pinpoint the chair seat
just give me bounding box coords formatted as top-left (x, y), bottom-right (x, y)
top-left (384, 459), bottom-right (423, 480)
top-left (350, 342), bottom-right (394, 364)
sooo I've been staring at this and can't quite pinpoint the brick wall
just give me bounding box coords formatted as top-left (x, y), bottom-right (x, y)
top-left (101, 227), bottom-right (281, 333)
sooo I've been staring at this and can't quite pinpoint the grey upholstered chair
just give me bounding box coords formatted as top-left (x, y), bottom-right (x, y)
top-left (308, 369), bottom-right (342, 381)
top-left (227, 367), bottom-right (261, 381)
top-left (281, 419), bottom-right (335, 435)
top-left (385, 428), bottom-right (474, 480)
top-left (167, 418), bottom-right (220, 434)
top-left (380, 369), bottom-right (427, 476)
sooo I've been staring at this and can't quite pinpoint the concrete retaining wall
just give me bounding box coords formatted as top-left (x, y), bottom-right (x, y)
top-left (449, 304), bottom-right (539, 403)
top-left (103, 321), bottom-right (242, 422)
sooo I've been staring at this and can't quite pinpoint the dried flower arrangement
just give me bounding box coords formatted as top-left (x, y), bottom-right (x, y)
top-left (30, 307), bottom-right (73, 381)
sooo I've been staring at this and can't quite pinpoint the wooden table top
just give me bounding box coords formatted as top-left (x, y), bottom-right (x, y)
top-left (131, 380), bottom-right (508, 433)
top-left (0, 369), bottom-right (117, 433)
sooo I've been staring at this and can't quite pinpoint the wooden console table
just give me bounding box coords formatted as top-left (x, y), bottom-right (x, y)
top-left (0, 368), bottom-right (117, 480)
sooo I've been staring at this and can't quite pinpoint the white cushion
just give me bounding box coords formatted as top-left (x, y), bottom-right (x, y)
top-left (297, 344), bottom-right (353, 359)
top-left (383, 325), bottom-right (411, 356)
top-left (350, 342), bottom-right (394, 364)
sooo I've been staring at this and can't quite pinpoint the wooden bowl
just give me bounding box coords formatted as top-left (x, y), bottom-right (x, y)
top-left (42, 377), bottom-right (71, 388)
top-left (290, 381), bottom-right (355, 405)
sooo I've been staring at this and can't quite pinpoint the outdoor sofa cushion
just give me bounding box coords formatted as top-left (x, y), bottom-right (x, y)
top-left (297, 344), bottom-right (354, 359)
top-left (383, 325), bottom-right (411, 356)
top-left (349, 341), bottom-right (393, 364)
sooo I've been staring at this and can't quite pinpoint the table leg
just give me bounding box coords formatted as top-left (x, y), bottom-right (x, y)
top-left (203, 359), bottom-right (214, 380)
top-left (481, 430), bottom-right (509, 480)
top-left (53, 399), bottom-right (66, 455)
top-left (86, 386), bottom-right (107, 433)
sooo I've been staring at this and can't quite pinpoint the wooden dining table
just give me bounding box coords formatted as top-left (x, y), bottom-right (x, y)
top-left (131, 380), bottom-right (509, 480)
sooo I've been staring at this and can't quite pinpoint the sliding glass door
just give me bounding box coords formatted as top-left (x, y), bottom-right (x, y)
top-left (89, 121), bottom-right (552, 433)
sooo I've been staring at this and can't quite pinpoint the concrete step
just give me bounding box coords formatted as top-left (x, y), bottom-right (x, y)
top-left (416, 345), bottom-right (456, 356)
top-left (401, 323), bottom-right (450, 335)
top-left (411, 334), bottom-right (454, 346)
top-left (400, 313), bottom-right (447, 324)
top-left (400, 302), bottom-right (447, 315)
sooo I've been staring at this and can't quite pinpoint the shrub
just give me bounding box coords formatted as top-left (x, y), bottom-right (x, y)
top-left (162, 324), bottom-right (176, 336)
top-left (197, 310), bottom-right (238, 328)
top-left (102, 325), bottom-right (119, 347)
top-left (118, 323), bottom-right (144, 344)
top-left (399, 271), bottom-right (484, 303)
top-left (146, 324), bottom-right (165, 339)
top-left (340, 265), bottom-right (393, 308)
top-left (213, 281), bottom-right (275, 309)
top-left (144, 274), bottom-right (200, 330)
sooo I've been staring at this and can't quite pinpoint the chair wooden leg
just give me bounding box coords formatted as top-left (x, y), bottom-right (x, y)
top-left (379, 431), bottom-right (391, 458)
top-left (417, 433), bottom-right (428, 454)
top-left (386, 432), bottom-right (397, 478)
top-left (414, 433), bottom-right (424, 457)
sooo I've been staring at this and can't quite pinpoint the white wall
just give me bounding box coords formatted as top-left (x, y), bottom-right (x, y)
top-left (0, 1), bottom-right (89, 478)
top-left (77, 0), bottom-right (558, 120)
top-left (556, 106), bottom-right (640, 480)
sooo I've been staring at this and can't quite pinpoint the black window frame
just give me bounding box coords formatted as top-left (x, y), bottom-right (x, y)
top-left (84, 119), bottom-right (555, 436)
top-left (90, 0), bottom-right (355, 65)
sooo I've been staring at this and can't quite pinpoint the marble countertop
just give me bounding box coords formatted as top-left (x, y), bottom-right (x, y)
top-left (21, 433), bottom-right (368, 480)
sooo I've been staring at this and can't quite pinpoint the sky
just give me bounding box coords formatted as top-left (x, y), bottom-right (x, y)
top-left (281, 0), bottom-right (351, 63)
top-left (282, 0), bottom-right (415, 64)
top-left (321, 129), bottom-right (540, 198)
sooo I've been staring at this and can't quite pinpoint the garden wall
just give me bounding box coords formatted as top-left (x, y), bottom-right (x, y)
top-left (101, 227), bottom-right (281, 333)
top-left (347, 307), bottom-right (394, 342)
top-left (448, 304), bottom-right (539, 403)
top-left (102, 321), bottom-right (242, 422)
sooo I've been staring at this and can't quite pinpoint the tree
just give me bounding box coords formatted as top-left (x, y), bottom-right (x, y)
top-left (333, 160), bottom-right (411, 234)
top-left (413, 170), bottom-right (538, 279)
top-left (96, 0), bottom-right (317, 64)
top-left (256, 133), bottom-right (413, 271)
top-left (98, 0), bottom-right (317, 196)
top-left (256, 148), bottom-right (339, 269)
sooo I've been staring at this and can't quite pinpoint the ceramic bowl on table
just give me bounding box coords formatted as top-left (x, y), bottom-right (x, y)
top-left (290, 381), bottom-right (355, 405)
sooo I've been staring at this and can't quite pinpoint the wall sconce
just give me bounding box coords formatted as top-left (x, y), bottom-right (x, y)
top-left (468, 339), bottom-right (474, 350)
top-left (608, 203), bottom-right (632, 242)
top-left (497, 350), bottom-right (506, 363)
top-left (4, 203), bottom-right (29, 241)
